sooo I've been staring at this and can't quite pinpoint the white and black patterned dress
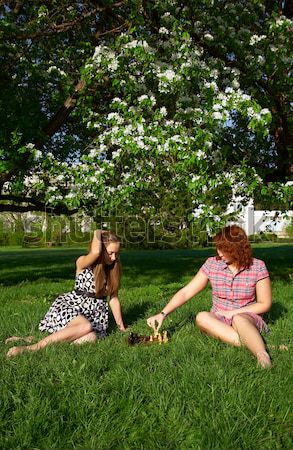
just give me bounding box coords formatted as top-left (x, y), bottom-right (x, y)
top-left (39, 267), bottom-right (108, 338)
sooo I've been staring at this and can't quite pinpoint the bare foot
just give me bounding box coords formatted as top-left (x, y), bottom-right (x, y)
top-left (5, 335), bottom-right (34, 344)
top-left (5, 336), bottom-right (23, 344)
top-left (268, 344), bottom-right (288, 351)
top-left (6, 346), bottom-right (27, 358)
top-left (256, 350), bottom-right (272, 369)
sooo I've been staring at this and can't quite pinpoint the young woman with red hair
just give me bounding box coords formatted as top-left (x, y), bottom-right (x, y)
top-left (147, 225), bottom-right (273, 368)
top-left (7, 230), bottom-right (126, 357)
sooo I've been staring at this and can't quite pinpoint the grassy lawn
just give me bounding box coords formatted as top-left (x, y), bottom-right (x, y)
top-left (0, 244), bottom-right (292, 450)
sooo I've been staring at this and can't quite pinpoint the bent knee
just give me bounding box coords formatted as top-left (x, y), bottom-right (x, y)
top-left (195, 311), bottom-right (211, 329)
top-left (232, 313), bottom-right (253, 328)
top-left (78, 321), bottom-right (93, 336)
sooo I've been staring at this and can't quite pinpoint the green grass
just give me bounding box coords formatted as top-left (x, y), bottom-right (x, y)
top-left (0, 244), bottom-right (293, 450)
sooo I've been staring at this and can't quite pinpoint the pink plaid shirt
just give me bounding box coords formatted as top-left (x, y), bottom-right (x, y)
top-left (200, 257), bottom-right (270, 333)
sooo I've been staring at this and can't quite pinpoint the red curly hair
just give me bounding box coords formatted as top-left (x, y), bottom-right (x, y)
top-left (214, 225), bottom-right (253, 269)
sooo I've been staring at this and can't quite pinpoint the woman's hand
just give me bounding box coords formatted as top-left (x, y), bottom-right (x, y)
top-left (119, 326), bottom-right (132, 333)
top-left (147, 313), bottom-right (165, 333)
top-left (76, 230), bottom-right (102, 272)
top-left (146, 271), bottom-right (208, 333)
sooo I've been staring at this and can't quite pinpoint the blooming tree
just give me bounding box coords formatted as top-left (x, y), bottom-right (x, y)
top-left (0, 0), bottom-right (292, 232)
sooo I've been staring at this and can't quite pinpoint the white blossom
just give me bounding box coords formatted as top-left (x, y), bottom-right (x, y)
top-left (137, 124), bottom-right (144, 134)
top-left (109, 60), bottom-right (119, 71)
top-left (47, 186), bottom-right (58, 192)
top-left (257, 55), bottom-right (265, 65)
top-left (65, 192), bottom-right (76, 199)
top-left (260, 108), bottom-right (270, 115)
top-left (273, 16), bottom-right (291, 28)
top-left (47, 66), bottom-right (66, 76)
top-left (157, 69), bottom-right (177, 82)
top-left (241, 94), bottom-right (251, 101)
top-left (123, 40), bottom-right (151, 50)
top-left (137, 95), bottom-right (148, 102)
top-left (204, 81), bottom-right (218, 91)
top-left (23, 174), bottom-right (40, 187)
top-left (112, 97), bottom-right (125, 104)
top-left (170, 135), bottom-right (181, 142)
top-left (212, 111), bottom-right (223, 120)
top-left (197, 150), bottom-right (206, 159)
top-left (204, 33), bottom-right (214, 41)
top-left (249, 34), bottom-right (266, 45)
top-left (106, 112), bottom-right (124, 124)
top-left (192, 204), bottom-right (204, 218)
top-left (92, 45), bottom-right (119, 72)
top-left (34, 150), bottom-right (42, 161)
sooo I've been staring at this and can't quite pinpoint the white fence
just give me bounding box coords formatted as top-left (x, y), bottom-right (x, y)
top-left (233, 202), bottom-right (292, 237)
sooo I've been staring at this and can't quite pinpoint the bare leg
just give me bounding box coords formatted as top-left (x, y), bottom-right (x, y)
top-left (195, 311), bottom-right (241, 347)
top-left (232, 314), bottom-right (272, 369)
top-left (5, 335), bottom-right (34, 344)
top-left (7, 315), bottom-right (93, 357)
top-left (71, 331), bottom-right (97, 345)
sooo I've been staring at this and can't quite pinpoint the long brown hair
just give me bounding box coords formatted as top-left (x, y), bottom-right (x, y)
top-left (92, 231), bottom-right (121, 298)
top-left (214, 225), bottom-right (253, 270)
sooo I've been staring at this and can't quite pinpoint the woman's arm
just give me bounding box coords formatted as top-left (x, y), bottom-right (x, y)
top-left (147, 269), bottom-right (209, 331)
top-left (220, 277), bottom-right (272, 318)
top-left (109, 295), bottom-right (126, 331)
top-left (76, 230), bottom-right (103, 272)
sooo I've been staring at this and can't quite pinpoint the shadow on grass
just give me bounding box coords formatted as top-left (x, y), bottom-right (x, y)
top-left (265, 302), bottom-right (288, 325)
top-left (0, 248), bottom-right (81, 286)
top-left (252, 246), bottom-right (293, 282)
top-left (166, 315), bottom-right (196, 335)
top-left (0, 247), bottom-right (212, 287)
top-left (0, 244), bottom-right (292, 287)
top-left (121, 245), bottom-right (292, 287)
top-left (107, 300), bottom-right (153, 333)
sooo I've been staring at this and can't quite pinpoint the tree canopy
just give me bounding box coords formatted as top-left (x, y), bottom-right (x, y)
top-left (0, 0), bottom-right (292, 230)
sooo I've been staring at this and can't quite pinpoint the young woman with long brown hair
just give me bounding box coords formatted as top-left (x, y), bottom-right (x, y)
top-left (6, 230), bottom-right (126, 357)
top-left (147, 225), bottom-right (273, 368)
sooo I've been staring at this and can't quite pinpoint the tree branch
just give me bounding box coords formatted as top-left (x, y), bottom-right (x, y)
top-left (0, 192), bottom-right (80, 215)
top-left (39, 80), bottom-right (86, 141)
top-left (13, 0), bottom-right (23, 15)
top-left (8, 1), bottom-right (126, 40)
top-left (98, 20), bottom-right (129, 37)
top-left (0, 201), bottom-right (78, 215)
top-left (0, 194), bottom-right (46, 207)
